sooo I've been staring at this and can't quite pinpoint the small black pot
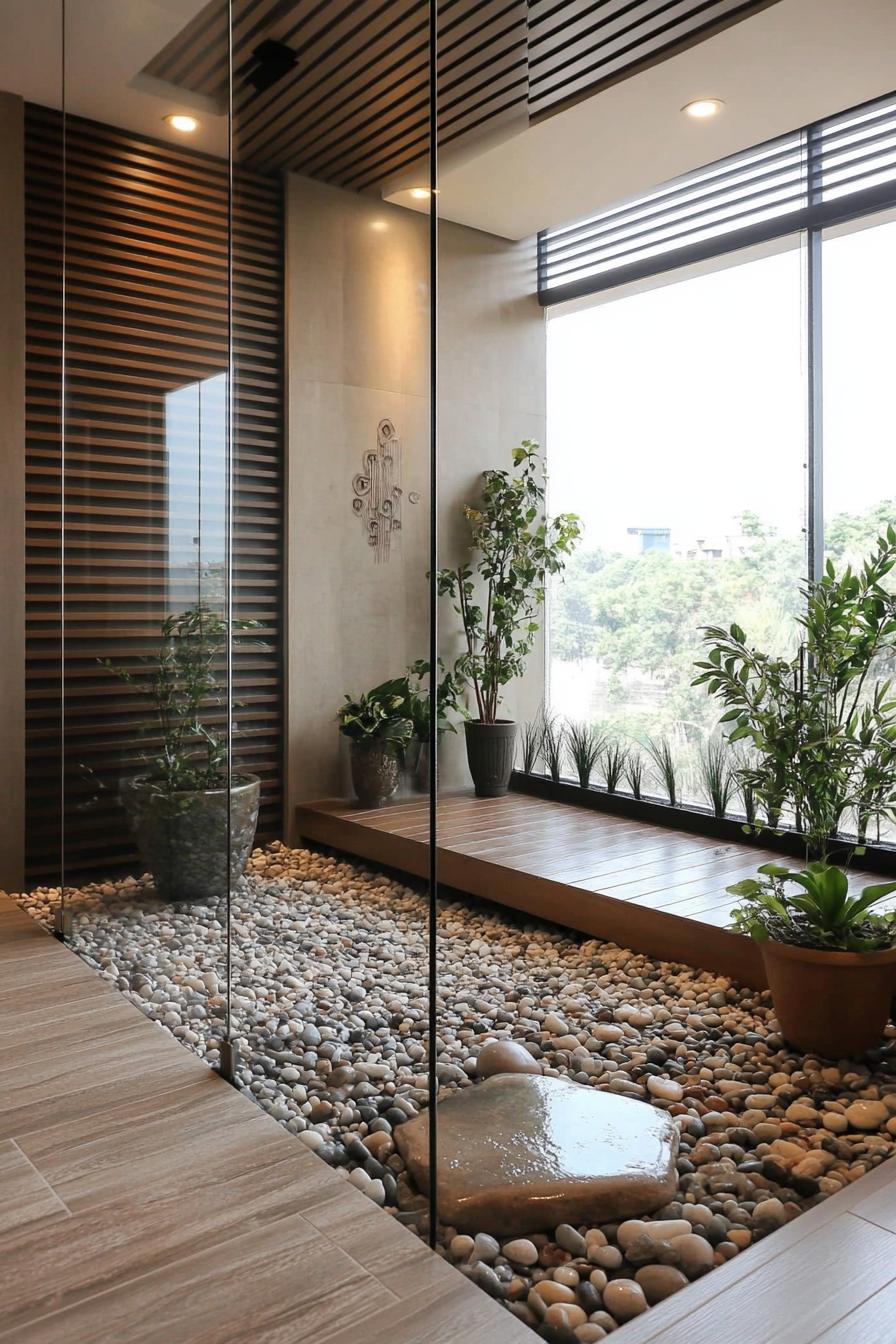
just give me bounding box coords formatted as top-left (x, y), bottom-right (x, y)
top-left (464, 720), bottom-right (518, 798)
top-left (350, 740), bottom-right (402, 808)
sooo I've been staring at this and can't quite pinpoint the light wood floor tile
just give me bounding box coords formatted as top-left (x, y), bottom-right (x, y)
top-left (0, 1140), bottom-right (69, 1234)
top-left (0, 896), bottom-right (526, 1344)
top-left (813, 1275), bottom-right (896, 1342)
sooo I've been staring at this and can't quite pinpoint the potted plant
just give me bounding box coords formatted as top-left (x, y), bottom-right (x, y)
top-left (695, 528), bottom-right (896, 1055)
top-left (436, 443), bottom-right (582, 797)
top-left (337, 678), bottom-right (412, 808)
top-left (727, 862), bottom-right (896, 1057)
top-left (403, 659), bottom-right (466, 791)
top-left (103, 603), bottom-right (261, 904)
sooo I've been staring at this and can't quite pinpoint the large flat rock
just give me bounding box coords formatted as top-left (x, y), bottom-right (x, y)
top-left (395, 1074), bottom-right (679, 1235)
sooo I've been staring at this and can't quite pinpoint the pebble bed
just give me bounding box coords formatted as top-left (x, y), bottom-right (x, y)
top-left (15, 842), bottom-right (896, 1341)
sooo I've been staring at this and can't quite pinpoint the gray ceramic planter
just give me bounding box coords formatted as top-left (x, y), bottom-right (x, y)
top-left (350, 740), bottom-right (402, 808)
top-left (120, 773), bottom-right (260, 903)
top-left (464, 720), bottom-right (518, 797)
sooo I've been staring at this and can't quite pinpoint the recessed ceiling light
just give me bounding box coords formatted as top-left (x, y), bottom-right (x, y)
top-left (682, 98), bottom-right (725, 120)
top-left (409, 186), bottom-right (437, 199)
top-left (165, 114), bottom-right (199, 133)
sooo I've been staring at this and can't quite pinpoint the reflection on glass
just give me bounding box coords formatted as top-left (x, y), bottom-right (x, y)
top-left (165, 372), bottom-right (227, 610)
top-left (547, 245), bottom-right (807, 808)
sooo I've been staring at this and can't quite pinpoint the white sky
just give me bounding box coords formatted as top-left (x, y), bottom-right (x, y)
top-left (547, 217), bottom-right (896, 549)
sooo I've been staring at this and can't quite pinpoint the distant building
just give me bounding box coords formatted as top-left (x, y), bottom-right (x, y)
top-left (626, 526), bottom-right (671, 554)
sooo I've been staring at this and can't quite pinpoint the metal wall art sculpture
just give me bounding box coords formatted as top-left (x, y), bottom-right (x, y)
top-left (352, 419), bottom-right (402, 562)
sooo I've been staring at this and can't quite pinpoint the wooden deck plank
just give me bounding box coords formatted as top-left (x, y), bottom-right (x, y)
top-left (295, 792), bottom-right (769, 984)
top-left (295, 792), bottom-right (892, 989)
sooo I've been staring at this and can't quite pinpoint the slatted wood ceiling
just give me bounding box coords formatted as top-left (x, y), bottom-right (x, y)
top-left (143, 0), bottom-right (776, 187)
top-left (144, 0), bottom-right (529, 189)
top-left (24, 103), bottom-right (284, 882)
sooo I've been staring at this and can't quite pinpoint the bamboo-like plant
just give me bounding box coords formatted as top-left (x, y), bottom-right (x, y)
top-left (698, 737), bottom-right (734, 819)
top-left (436, 444), bottom-right (582, 724)
top-left (695, 529), bottom-right (896, 860)
top-left (602, 740), bottom-right (628, 793)
top-left (646, 736), bottom-right (678, 807)
top-left (567, 721), bottom-right (603, 789)
top-left (624, 747), bottom-right (645, 800)
top-left (541, 711), bottom-right (567, 783)
top-left (519, 716), bottom-right (544, 774)
top-left (100, 603), bottom-right (255, 795)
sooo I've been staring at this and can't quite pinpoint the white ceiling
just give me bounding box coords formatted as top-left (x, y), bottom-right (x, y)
top-left (0, 0), bottom-right (227, 157)
top-left (395, 0), bottom-right (896, 239)
top-left (0, 0), bottom-right (894, 240)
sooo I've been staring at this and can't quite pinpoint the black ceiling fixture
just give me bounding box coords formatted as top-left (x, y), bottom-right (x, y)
top-left (244, 39), bottom-right (298, 96)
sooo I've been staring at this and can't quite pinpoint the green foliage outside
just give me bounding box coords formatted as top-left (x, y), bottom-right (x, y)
top-left (549, 501), bottom-right (896, 803)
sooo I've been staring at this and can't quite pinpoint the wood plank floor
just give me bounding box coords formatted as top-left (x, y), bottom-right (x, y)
top-left (0, 894), bottom-right (530, 1344)
top-left (294, 792), bottom-right (890, 988)
top-left (4, 890), bottom-right (896, 1342)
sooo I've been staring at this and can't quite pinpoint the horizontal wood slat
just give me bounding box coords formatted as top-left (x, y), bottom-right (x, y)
top-left (24, 104), bottom-right (284, 882)
top-left (141, 0), bottom-right (776, 191)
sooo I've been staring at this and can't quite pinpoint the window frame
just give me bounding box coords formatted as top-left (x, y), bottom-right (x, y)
top-left (533, 93), bottom-right (896, 869)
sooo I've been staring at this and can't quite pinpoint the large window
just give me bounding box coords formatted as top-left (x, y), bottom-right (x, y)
top-left (822, 214), bottom-right (896, 560)
top-left (541, 91), bottom-right (896, 830)
top-left (547, 213), bottom-right (896, 813)
top-left (547, 244), bottom-right (806, 807)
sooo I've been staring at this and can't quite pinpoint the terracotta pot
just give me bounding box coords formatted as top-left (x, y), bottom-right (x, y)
top-left (760, 938), bottom-right (896, 1058)
top-left (350, 740), bottom-right (401, 808)
top-left (464, 720), bottom-right (518, 798)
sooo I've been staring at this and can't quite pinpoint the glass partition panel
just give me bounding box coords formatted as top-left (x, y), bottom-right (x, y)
top-left (50, 0), bottom-right (234, 1072)
top-left (225, 0), bottom-right (437, 1215)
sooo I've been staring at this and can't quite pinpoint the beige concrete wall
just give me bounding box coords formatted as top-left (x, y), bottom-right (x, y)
top-left (285, 175), bottom-right (546, 817)
top-left (0, 92), bottom-right (25, 890)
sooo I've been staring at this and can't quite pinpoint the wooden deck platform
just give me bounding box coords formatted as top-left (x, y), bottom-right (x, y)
top-left (294, 791), bottom-right (887, 988)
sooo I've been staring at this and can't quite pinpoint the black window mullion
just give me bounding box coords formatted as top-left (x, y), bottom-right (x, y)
top-left (806, 120), bottom-right (824, 585)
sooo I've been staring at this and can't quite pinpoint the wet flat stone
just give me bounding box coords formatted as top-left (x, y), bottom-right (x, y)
top-left (394, 1073), bottom-right (679, 1234)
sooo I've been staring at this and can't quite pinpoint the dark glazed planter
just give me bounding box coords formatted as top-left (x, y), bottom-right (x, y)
top-left (120, 773), bottom-right (260, 904)
top-left (350, 740), bottom-right (402, 808)
top-left (465, 719), bottom-right (518, 798)
top-left (760, 939), bottom-right (896, 1058)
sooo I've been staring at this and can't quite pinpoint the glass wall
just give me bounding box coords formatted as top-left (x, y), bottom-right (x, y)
top-left (822, 211), bottom-right (896, 560)
top-left (546, 244), bottom-right (807, 808)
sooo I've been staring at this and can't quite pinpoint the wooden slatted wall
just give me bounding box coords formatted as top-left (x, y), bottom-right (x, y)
top-left (24, 104), bottom-right (284, 882)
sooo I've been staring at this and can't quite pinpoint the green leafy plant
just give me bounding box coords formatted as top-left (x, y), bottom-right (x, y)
top-left (694, 529), bottom-right (896, 859)
top-left (541, 711), bottom-right (567, 782)
top-left (698, 736), bottom-right (734, 819)
top-left (624, 747), bottom-right (645, 800)
top-left (568, 720), bottom-right (603, 789)
top-left (337, 678), bottom-right (413, 748)
top-left (437, 443), bottom-right (582, 724)
top-left (728, 862), bottom-right (896, 951)
top-left (404, 659), bottom-right (466, 740)
top-left (100, 603), bottom-right (255, 794)
top-left (601, 740), bottom-right (628, 793)
top-left (646, 736), bottom-right (678, 807)
top-left (520, 716), bottom-right (544, 774)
